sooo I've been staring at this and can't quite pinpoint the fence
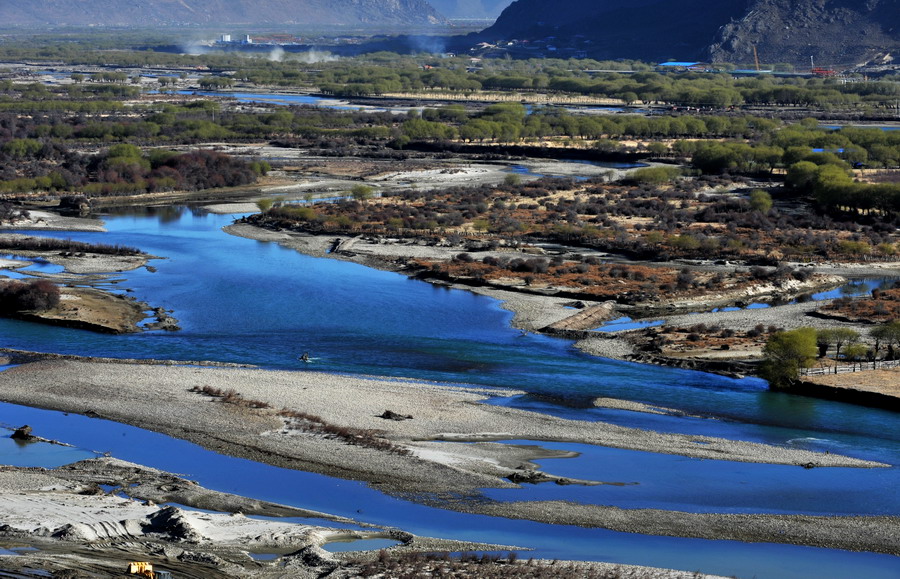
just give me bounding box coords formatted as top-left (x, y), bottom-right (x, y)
top-left (801, 359), bottom-right (900, 376)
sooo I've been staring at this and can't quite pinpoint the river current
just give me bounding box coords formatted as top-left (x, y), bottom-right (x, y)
top-left (1, 206), bottom-right (899, 578)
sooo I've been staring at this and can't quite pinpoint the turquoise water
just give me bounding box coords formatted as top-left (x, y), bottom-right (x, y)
top-left (1, 208), bottom-right (898, 577)
top-left (508, 161), bottom-right (642, 181)
top-left (2, 209), bottom-right (898, 458)
top-left (485, 440), bottom-right (895, 516)
top-left (595, 316), bottom-right (665, 332)
top-left (0, 401), bottom-right (896, 579)
top-left (0, 431), bottom-right (97, 468)
top-left (173, 91), bottom-right (405, 112)
top-left (323, 539), bottom-right (403, 553)
top-left (0, 254), bottom-right (66, 279)
top-left (809, 277), bottom-right (900, 301)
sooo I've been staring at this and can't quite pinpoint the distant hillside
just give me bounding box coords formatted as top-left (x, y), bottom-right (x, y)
top-left (480, 0), bottom-right (900, 66)
top-left (0, 0), bottom-right (445, 28)
top-left (709, 0), bottom-right (900, 67)
top-left (427, 0), bottom-right (513, 20)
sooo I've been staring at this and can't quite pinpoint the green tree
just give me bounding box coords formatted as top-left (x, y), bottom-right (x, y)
top-left (669, 234), bottom-right (700, 251)
top-left (350, 184), bottom-right (374, 201)
top-left (250, 161), bottom-right (271, 176)
top-left (816, 328), bottom-right (860, 359)
top-left (749, 190), bottom-right (773, 213)
top-left (785, 161), bottom-right (820, 191)
top-left (504, 173), bottom-right (522, 186)
top-left (629, 166), bottom-right (680, 184)
top-left (256, 198), bottom-right (274, 213)
top-left (871, 321), bottom-right (900, 360)
top-left (107, 143), bottom-right (142, 160)
top-left (2, 139), bottom-right (42, 158)
top-left (843, 343), bottom-right (869, 370)
top-left (759, 327), bottom-right (818, 389)
top-left (647, 142), bottom-right (668, 157)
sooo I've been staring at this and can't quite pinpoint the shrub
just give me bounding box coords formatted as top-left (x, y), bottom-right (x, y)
top-left (0, 280), bottom-right (61, 314)
top-left (749, 189), bottom-right (773, 213)
top-left (629, 166), bottom-right (681, 185)
top-left (759, 327), bottom-right (817, 389)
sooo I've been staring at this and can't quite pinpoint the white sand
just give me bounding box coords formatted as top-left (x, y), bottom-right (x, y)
top-left (0, 210), bottom-right (106, 232)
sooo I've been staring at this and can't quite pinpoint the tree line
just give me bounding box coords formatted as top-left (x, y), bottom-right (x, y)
top-left (761, 322), bottom-right (900, 388)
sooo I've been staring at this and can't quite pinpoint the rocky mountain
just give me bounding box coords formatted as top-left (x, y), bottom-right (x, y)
top-left (709, 0), bottom-right (900, 67)
top-left (427, 0), bottom-right (513, 20)
top-left (0, 0), bottom-right (445, 28)
top-left (480, 0), bottom-right (900, 66)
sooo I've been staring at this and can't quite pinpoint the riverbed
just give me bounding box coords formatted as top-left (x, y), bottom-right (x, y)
top-left (1, 207), bottom-right (899, 578)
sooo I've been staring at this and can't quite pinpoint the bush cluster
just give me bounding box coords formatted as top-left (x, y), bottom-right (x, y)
top-left (0, 280), bottom-right (60, 314)
top-left (0, 237), bottom-right (142, 256)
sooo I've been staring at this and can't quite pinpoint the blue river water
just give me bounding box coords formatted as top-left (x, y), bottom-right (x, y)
top-left (1, 207), bottom-right (899, 577)
top-left (0, 402), bottom-right (897, 579)
top-left (171, 90), bottom-right (416, 113)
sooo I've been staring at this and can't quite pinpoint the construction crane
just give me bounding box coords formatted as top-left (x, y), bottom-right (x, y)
top-left (812, 67), bottom-right (837, 77)
top-left (810, 55), bottom-right (836, 77)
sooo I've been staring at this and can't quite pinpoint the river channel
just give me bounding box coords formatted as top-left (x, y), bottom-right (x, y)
top-left (1, 206), bottom-right (899, 578)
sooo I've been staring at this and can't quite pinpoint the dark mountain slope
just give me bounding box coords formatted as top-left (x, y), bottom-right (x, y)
top-left (708, 0), bottom-right (900, 67)
top-left (0, 0), bottom-right (445, 28)
top-left (481, 0), bottom-right (748, 62)
top-left (481, 0), bottom-right (900, 66)
top-left (427, 0), bottom-right (513, 20)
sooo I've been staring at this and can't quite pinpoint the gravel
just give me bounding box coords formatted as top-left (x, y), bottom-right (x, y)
top-left (0, 359), bottom-right (893, 555)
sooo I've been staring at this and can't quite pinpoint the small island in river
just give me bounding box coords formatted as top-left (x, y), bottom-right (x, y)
top-left (0, 52), bottom-right (899, 577)
top-left (2, 167), bottom-right (899, 576)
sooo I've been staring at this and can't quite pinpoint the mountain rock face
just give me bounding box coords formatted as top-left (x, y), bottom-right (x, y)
top-left (427, 0), bottom-right (513, 20)
top-left (482, 0), bottom-right (900, 66)
top-left (708, 0), bottom-right (900, 67)
top-left (0, 0), bottom-right (445, 28)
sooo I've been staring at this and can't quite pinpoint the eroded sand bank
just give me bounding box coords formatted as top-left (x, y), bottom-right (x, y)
top-left (0, 358), bottom-right (895, 559)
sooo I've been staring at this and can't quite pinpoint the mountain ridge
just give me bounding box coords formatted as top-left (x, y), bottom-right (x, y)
top-left (481, 0), bottom-right (900, 66)
top-left (426, 0), bottom-right (513, 20)
top-left (0, 0), bottom-right (446, 28)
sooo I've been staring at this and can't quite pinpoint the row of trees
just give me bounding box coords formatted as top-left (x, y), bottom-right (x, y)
top-left (0, 139), bottom-right (264, 196)
top-left (311, 58), bottom-right (898, 109)
top-left (2, 35), bottom-right (897, 109)
top-left (407, 102), bottom-right (782, 144)
top-left (760, 322), bottom-right (900, 388)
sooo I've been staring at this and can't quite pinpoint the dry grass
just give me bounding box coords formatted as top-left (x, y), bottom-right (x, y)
top-left (657, 323), bottom-right (777, 354)
top-left (347, 550), bottom-right (705, 578)
top-left (189, 385), bottom-right (272, 408)
top-left (188, 385), bottom-right (408, 455)
top-left (803, 368), bottom-right (900, 396)
top-left (819, 288), bottom-right (900, 323)
top-left (277, 408), bottom-right (409, 455)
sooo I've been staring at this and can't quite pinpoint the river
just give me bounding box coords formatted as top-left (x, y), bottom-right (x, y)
top-left (1, 206), bottom-right (899, 578)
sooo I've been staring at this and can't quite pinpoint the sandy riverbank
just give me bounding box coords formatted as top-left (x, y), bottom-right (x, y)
top-left (0, 358), bottom-right (896, 560)
top-left (0, 455), bottom-right (731, 579)
top-left (0, 457), bottom-right (529, 578)
top-left (0, 212), bottom-right (154, 276)
top-left (1, 213), bottom-right (174, 332)
top-left (0, 209), bottom-right (106, 233)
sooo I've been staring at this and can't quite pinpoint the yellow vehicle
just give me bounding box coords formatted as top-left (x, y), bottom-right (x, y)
top-left (127, 562), bottom-right (154, 578)
top-left (126, 562), bottom-right (172, 579)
